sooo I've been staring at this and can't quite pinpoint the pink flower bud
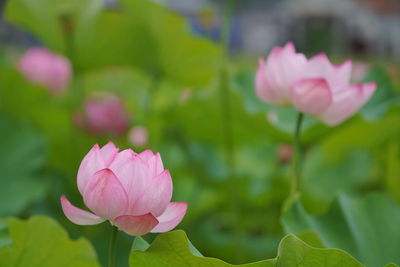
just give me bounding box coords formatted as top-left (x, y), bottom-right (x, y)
top-left (75, 93), bottom-right (130, 137)
top-left (61, 142), bottom-right (188, 236)
top-left (17, 47), bottom-right (71, 94)
top-left (128, 126), bottom-right (148, 147)
top-left (277, 144), bottom-right (292, 164)
top-left (255, 43), bottom-right (377, 126)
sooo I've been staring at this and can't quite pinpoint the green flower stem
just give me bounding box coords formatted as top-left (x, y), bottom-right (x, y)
top-left (219, 0), bottom-right (236, 189)
top-left (290, 112), bottom-right (304, 199)
top-left (108, 226), bottom-right (118, 267)
top-left (219, 0), bottom-right (243, 262)
top-left (219, 0), bottom-right (237, 188)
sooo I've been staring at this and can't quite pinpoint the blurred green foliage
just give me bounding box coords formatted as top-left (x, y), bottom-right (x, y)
top-left (0, 115), bottom-right (49, 216)
top-left (283, 194), bottom-right (400, 267)
top-left (0, 0), bottom-right (400, 266)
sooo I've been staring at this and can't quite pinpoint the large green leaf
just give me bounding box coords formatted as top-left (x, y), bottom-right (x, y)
top-left (0, 114), bottom-right (49, 216)
top-left (300, 148), bottom-right (373, 213)
top-left (130, 230), bottom-right (363, 266)
top-left (0, 216), bottom-right (100, 267)
top-left (5, 0), bottom-right (99, 53)
top-left (385, 141), bottom-right (400, 202)
top-left (119, 0), bottom-right (221, 87)
top-left (282, 193), bottom-right (400, 267)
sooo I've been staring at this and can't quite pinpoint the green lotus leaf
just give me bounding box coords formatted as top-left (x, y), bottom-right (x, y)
top-left (283, 193), bottom-right (400, 267)
top-left (0, 216), bottom-right (100, 267)
top-left (130, 230), bottom-right (363, 266)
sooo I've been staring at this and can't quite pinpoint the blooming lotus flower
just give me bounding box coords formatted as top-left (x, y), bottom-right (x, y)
top-left (255, 43), bottom-right (377, 126)
top-left (61, 142), bottom-right (188, 236)
top-left (18, 47), bottom-right (71, 94)
top-left (75, 93), bottom-right (130, 137)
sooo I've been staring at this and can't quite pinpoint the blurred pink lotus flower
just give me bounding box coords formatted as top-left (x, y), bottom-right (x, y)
top-left (75, 93), bottom-right (130, 137)
top-left (18, 47), bottom-right (71, 94)
top-left (61, 142), bottom-right (188, 236)
top-left (255, 42), bottom-right (377, 126)
top-left (128, 126), bottom-right (148, 147)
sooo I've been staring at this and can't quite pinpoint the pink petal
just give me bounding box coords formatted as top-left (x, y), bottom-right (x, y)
top-left (77, 144), bottom-right (105, 194)
top-left (291, 78), bottom-right (332, 115)
top-left (99, 141), bottom-right (119, 167)
top-left (319, 82), bottom-right (377, 126)
top-left (60, 195), bottom-right (105, 225)
top-left (138, 150), bottom-right (154, 162)
top-left (255, 58), bottom-right (279, 103)
top-left (109, 155), bottom-right (149, 213)
top-left (112, 149), bottom-right (137, 163)
top-left (151, 202), bottom-right (188, 233)
top-left (303, 53), bottom-right (334, 83)
top-left (147, 153), bottom-right (164, 177)
top-left (283, 42), bottom-right (296, 53)
top-left (130, 170), bottom-right (172, 217)
top-left (304, 55), bottom-right (354, 91)
top-left (83, 168), bottom-right (129, 220)
top-left (334, 60), bottom-right (352, 88)
top-left (114, 213), bottom-right (158, 236)
top-left (264, 43), bottom-right (308, 104)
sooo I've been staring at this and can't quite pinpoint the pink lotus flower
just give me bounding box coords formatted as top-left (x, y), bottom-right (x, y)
top-left (61, 142), bottom-right (188, 236)
top-left (75, 93), bottom-right (130, 137)
top-left (18, 47), bottom-right (71, 94)
top-left (256, 43), bottom-right (377, 126)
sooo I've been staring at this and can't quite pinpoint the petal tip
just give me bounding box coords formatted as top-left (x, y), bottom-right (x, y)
top-left (284, 41), bottom-right (295, 51)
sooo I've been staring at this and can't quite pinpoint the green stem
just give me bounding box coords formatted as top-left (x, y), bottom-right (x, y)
top-left (219, 0), bottom-right (243, 262)
top-left (219, 0), bottom-right (236, 182)
top-left (108, 226), bottom-right (118, 267)
top-left (291, 113), bottom-right (304, 199)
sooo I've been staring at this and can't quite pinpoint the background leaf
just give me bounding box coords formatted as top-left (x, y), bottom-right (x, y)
top-left (0, 114), bottom-right (49, 216)
top-left (0, 216), bottom-right (100, 267)
top-left (282, 193), bottom-right (400, 267)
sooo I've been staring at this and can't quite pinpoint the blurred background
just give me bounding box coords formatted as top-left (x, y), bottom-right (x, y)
top-left (0, 0), bottom-right (399, 266)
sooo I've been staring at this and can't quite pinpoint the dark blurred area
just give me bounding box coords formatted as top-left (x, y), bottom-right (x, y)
top-left (1, 0), bottom-right (400, 59)
top-left (168, 0), bottom-right (400, 58)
